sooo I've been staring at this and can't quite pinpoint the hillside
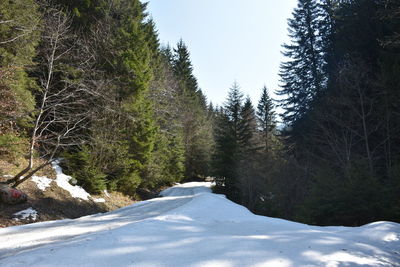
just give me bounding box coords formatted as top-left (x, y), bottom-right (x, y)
top-left (0, 162), bottom-right (134, 228)
top-left (0, 182), bottom-right (399, 266)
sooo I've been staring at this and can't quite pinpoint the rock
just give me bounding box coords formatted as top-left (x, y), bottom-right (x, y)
top-left (0, 185), bottom-right (27, 204)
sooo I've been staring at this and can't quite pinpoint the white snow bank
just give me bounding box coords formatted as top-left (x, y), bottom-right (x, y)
top-left (168, 192), bottom-right (256, 223)
top-left (13, 208), bottom-right (38, 221)
top-left (51, 161), bottom-right (91, 200)
top-left (0, 182), bottom-right (399, 267)
top-left (353, 221), bottom-right (400, 243)
top-left (31, 175), bottom-right (52, 191)
top-left (160, 181), bottom-right (212, 197)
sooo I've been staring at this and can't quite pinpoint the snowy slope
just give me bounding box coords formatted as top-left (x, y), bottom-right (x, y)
top-left (0, 182), bottom-right (399, 267)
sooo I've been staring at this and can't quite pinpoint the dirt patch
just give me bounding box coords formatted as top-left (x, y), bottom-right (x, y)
top-left (0, 178), bottom-right (135, 228)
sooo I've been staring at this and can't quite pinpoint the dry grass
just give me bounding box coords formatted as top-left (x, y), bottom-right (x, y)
top-left (0, 158), bottom-right (135, 228)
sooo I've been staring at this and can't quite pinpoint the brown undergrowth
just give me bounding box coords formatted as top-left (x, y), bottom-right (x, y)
top-left (0, 158), bottom-right (135, 228)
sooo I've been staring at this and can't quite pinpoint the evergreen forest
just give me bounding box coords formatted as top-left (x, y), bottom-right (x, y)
top-left (1, 0), bottom-right (399, 226)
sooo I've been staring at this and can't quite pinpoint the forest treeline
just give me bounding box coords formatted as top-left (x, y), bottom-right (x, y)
top-left (212, 0), bottom-right (400, 226)
top-left (1, 0), bottom-right (399, 226)
top-left (0, 0), bottom-right (212, 195)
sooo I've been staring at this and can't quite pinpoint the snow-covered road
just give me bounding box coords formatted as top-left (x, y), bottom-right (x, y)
top-left (0, 182), bottom-right (399, 267)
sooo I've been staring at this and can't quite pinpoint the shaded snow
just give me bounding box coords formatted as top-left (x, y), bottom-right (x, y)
top-left (51, 161), bottom-right (91, 200)
top-left (0, 182), bottom-right (399, 267)
top-left (13, 208), bottom-right (38, 221)
top-left (93, 198), bottom-right (105, 203)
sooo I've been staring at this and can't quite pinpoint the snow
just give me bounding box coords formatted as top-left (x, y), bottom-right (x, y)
top-left (51, 160), bottom-right (91, 200)
top-left (0, 182), bottom-right (399, 267)
top-left (93, 198), bottom-right (105, 203)
top-left (12, 208), bottom-right (38, 221)
top-left (31, 175), bottom-right (52, 191)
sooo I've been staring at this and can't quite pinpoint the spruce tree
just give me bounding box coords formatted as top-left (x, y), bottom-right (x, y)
top-left (278, 0), bottom-right (325, 125)
top-left (173, 39), bottom-right (198, 94)
top-left (257, 86), bottom-right (276, 152)
top-left (146, 46), bottom-right (186, 188)
top-left (212, 108), bottom-right (237, 195)
top-left (212, 82), bottom-right (244, 201)
top-left (172, 40), bottom-right (212, 180)
top-left (113, 0), bottom-right (157, 194)
top-left (238, 97), bottom-right (258, 153)
top-left (225, 81), bottom-right (244, 142)
top-left (0, 0), bottom-right (40, 132)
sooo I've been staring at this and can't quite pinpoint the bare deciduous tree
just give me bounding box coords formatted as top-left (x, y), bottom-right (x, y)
top-left (4, 7), bottom-right (102, 188)
top-left (312, 58), bottom-right (381, 179)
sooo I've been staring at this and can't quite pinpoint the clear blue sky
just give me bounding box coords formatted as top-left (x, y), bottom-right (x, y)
top-left (146, 0), bottom-right (297, 107)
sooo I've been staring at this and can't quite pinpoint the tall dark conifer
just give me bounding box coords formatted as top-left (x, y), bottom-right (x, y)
top-left (238, 97), bottom-right (258, 152)
top-left (257, 86), bottom-right (276, 152)
top-left (113, 0), bottom-right (157, 194)
top-left (212, 82), bottom-right (244, 201)
top-left (0, 0), bottom-right (40, 132)
top-left (172, 40), bottom-right (212, 180)
top-left (225, 81), bottom-right (244, 142)
top-left (173, 39), bottom-right (198, 94)
top-left (278, 0), bottom-right (325, 125)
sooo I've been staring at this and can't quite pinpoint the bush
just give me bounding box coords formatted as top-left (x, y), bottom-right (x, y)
top-left (62, 147), bottom-right (106, 194)
top-left (117, 170), bottom-right (141, 196)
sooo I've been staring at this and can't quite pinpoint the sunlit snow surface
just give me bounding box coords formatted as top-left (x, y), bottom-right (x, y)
top-left (31, 175), bottom-right (52, 191)
top-left (0, 182), bottom-right (399, 266)
top-left (51, 161), bottom-right (91, 200)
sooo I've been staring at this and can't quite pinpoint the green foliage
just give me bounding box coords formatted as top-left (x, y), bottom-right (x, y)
top-left (277, 0), bottom-right (326, 125)
top-left (257, 86), bottom-right (276, 152)
top-left (0, 0), bottom-right (39, 132)
top-left (0, 0), bottom-right (40, 66)
top-left (298, 163), bottom-right (391, 226)
top-left (117, 170), bottom-right (141, 197)
top-left (62, 147), bottom-right (107, 194)
top-left (51, 0), bottom-right (109, 29)
top-left (121, 94), bottom-right (157, 183)
top-left (238, 97), bottom-right (257, 152)
top-left (0, 69), bottom-right (36, 129)
top-left (212, 83), bottom-right (245, 201)
top-left (172, 40), bottom-right (213, 180)
top-left (265, 0), bottom-right (400, 226)
top-left (173, 40), bottom-right (198, 94)
top-left (143, 132), bottom-right (184, 189)
top-left (0, 133), bottom-right (27, 162)
top-left (212, 84), bottom-right (284, 208)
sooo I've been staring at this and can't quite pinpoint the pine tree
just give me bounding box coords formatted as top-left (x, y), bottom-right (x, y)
top-left (238, 97), bottom-right (258, 152)
top-left (51, 0), bottom-right (109, 27)
top-left (212, 82), bottom-right (244, 201)
top-left (113, 0), bottom-right (157, 194)
top-left (318, 0), bottom-right (337, 83)
top-left (0, 0), bottom-right (40, 133)
top-left (160, 44), bottom-right (174, 65)
top-left (238, 97), bottom-right (271, 210)
top-left (225, 81), bottom-right (244, 142)
top-left (146, 45), bottom-right (186, 188)
top-left (257, 86), bottom-right (276, 152)
top-left (278, 0), bottom-right (325, 125)
top-left (173, 39), bottom-right (198, 94)
top-left (212, 108), bottom-right (237, 196)
top-left (172, 40), bottom-right (212, 180)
